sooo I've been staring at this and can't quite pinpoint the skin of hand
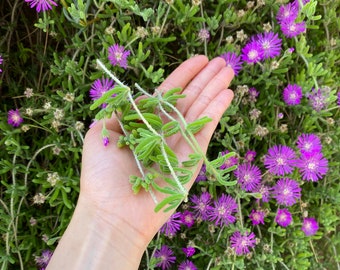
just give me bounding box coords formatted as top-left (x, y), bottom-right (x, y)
top-left (47, 55), bottom-right (234, 269)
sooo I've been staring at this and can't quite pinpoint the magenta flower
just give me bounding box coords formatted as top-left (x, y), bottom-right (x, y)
top-left (254, 184), bottom-right (272, 203)
top-left (220, 52), bottom-right (243, 75)
top-left (230, 231), bottom-right (256, 255)
top-left (108, 44), bottom-right (130, 69)
top-left (160, 212), bottom-right (182, 237)
top-left (282, 84), bottom-right (303, 105)
top-left (25, 0), bottom-right (57, 12)
top-left (276, 2), bottom-right (299, 23)
top-left (190, 192), bottom-right (213, 221)
top-left (248, 87), bottom-right (260, 102)
top-left (7, 109), bottom-right (23, 127)
top-left (220, 150), bottom-right (238, 170)
top-left (180, 210), bottom-right (195, 228)
top-left (241, 41), bottom-right (264, 64)
top-left (244, 150), bottom-right (257, 163)
top-left (234, 163), bottom-right (262, 192)
top-left (301, 217), bottom-right (319, 236)
top-left (296, 152), bottom-right (328, 182)
top-left (103, 136), bottom-right (109, 147)
top-left (307, 87), bottom-right (329, 111)
top-left (207, 194), bottom-right (238, 227)
top-left (249, 209), bottom-right (265, 226)
top-left (35, 249), bottom-right (53, 268)
top-left (275, 208), bottom-right (292, 227)
top-left (154, 245), bottom-right (176, 270)
top-left (182, 246), bottom-right (195, 257)
top-left (0, 54), bottom-right (3, 73)
top-left (337, 91), bottom-right (340, 106)
top-left (178, 260), bottom-right (198, 270)
top-left (272, 178), bottom-right (301, 206)
top-left (254, 32), bottom-right (282, 59)
top-left (195, 164), bottom-right (207, 182)
top-left (264, 145), bottom-right (297, 176)
top-left (296, 133), bottom-right (322, 155)
top-left (89, 77), bottom-right (115, 108)
top-left (280, 20), bottom-right (306, 38)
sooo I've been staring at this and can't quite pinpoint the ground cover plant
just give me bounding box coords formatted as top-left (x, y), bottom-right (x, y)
top-left (0, 0), bottom-right (340, 269)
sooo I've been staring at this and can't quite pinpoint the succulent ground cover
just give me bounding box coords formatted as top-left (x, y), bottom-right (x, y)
top-left (0, 0), bottom-right (339, 269)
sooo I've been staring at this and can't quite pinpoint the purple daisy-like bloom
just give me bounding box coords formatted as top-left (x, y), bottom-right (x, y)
top-left (160, 212), bottom-right (182, 237)
top-left (264, 145), bottom-right (297, 176)
top-left (301, 217), bottom-right (319, 236)
top-left (296, 133), bottom-right (322, 155)
top-left (249, 209), bottom-right (265, 226)
top-left (220, 150), bottom-right (238, 170)
top-left (275, 208), bottom-right (293, 227)
top-left (195, 164), bottom-right (207, 182)
top-left (254, 32), bottom-right (282, 59)
top-left (244, 150), bottom-right (257, 163)
top-left (25, 0), bottom-right (57, 12)
top-left (296, 152), bottom-right (328, 182)
top-left (280, 20), bottom-right (306, 38)
top-left (8, 109), bottom-right (23, 127)
top-left (241, 41), bottom-right (264, 64)
top-left (254, 184), bottom-right (272, 203)
top-left (207, 194), bottom-right (238, 227)
top-left (307, 87), bottom-right (329, 111)
top-left (180, 210), bottom-right (195, 228)
top-left (234, 163), bottom-right (262, 192)
top-left (220, 52), bottom-right (243, 76)
top-left (230, 231), bottom-right (256, 255)
top-left (182, 246), bottom-right (195, 257)
top-left (272, 178), bottom-right (301, 206)
top-left (35, 249), bottom-right (53, 268)
top-left (108, 44), bottom-right (130, 69)
top-left (89, 77), bottom-right (115, 107)
top-left (154, 245), bottom-right (176, 270)
top-left (178, 260), bottom-right (198, 270)
top-left (276, 2), bottom-right (299, 23)
top-left (190, 192), bottom-right (213, 221)
top-left (283, 84), bottom-right (303, 105)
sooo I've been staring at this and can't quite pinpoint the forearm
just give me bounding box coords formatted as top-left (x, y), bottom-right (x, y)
top-left (47, 196), bottom-right (146, 269)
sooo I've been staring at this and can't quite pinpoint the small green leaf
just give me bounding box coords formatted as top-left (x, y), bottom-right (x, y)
top-left (154, 194), bottom-right (184, 212)
top-left (186, 116), bottom-right (212, 134)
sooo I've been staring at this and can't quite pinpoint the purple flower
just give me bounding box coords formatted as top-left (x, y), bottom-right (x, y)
top-left (241, 41), bottom-right (264, 64)
top-left (0, 55), bottom-right (3, 73)
top-left (254, 184), bottom-right (272, 203)
top-left (253, 32), bottom-right (282, 59)
top-left (280, 20), bottom-right (306, 38)
top-left (272, 178), bottom-right (301, 206)
top-left (337, 91), bottom-right (340, 106)
top-left (180, 210), bottom-right (195, 228)
top-left (248, 87), bottom-right (260, 102)
top-left (244, 150), bottom-right (257, 163)
top-left (190, 192), bottom-right (213, 221)
top-left (301, 217), bottom-right (319, 236)
top-left (103, 136), bottom-right (110, 147)
top-left (249, 209), bottom-right (265, 226)
top-left (182, 246), bottom-right (195, 257)
top-left (154, 245), bottom-right (176, 270)
top-left (160, 212), bottom-right (182, 237)
top-left (89, 77), bottom-right (115, 107)
top-left (35, 249), bottom-right (53, 268)
top-left (108, 44), bottom-right (130, 69)
top-left (207, 194), bottom-right (238, 227)
top-left (296, 152), bottom-right (328, 182)
top-left (220, 52), bottom-right (243, 75)
top-left (276, 2), bottom-right (299, 23)
top-left (282, 84), bottom-right (303, 105)
top-left (307, 87), bottom-right (330, 111)
top-left (25, 0), bottom-right (57, 12)
top-left (230, 231), bottom-right (256, 255)
top-left (234, 163), bottom-right (262, 192)
top-left (296, 133), bottom-right (322, 155)
top-left (275, 208), bottom-right (293, 227)
top-left (220, 150), bottom-right (238, 170)
top-left (195, 164), bottom-right (207, 182)
top-left (264, 145), bottom-right (297, 176)
top-left (7, 109), bottom-right (23, 127)
top-left (178, 260), bottom-right (198, 270)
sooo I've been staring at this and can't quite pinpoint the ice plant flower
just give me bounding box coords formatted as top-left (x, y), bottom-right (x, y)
top-left (182, 246), bottom-right (195, 257)
top-left (7, 109), bottom-right (23, 127)
top-left (249, 209), bottom-right (265, 225)
top-left (195, 164), bottom-right (207, 182)
top-left (207, 194), bottom-right (238, 227)
top-left (253, 31), bottom-right (282, 59)
top-left (160, 212), bottom-right (182, 237)
top-left (282, 84), bottom-right (303, 105)
top-left (220, 52), bottom-right (243, 75)
top-left (190, 192), bottom-right (213, 221)
top-left (230, 231), bottom-right (257, 255)
top-left (234, 163), bottom-right (262, 192)
top-left (301, 217), bottom-right (319, 236)
top-left (178, 260), bottom-right (198, 270)
top-left (337, 91), bottom-right (340, 106)
top-left (264, 145), bottom-right (297, 176)
top-left (220, 150), bottom-right (238, 170)
top-left (153, 245), bottom-right (176, 270)
top-left (307, 87), bottom-right (330, 111)
top-left (254, 184), bottom-right (272, 203)
top-left (296, 152), bottom-right (328, 182)
top-left (275, 208), bottom-right (293, 227)
top-left (280, 20), bottom-right (306, 38)
top-left (25, 0), bottom-right (58, 13)
top-left (272, 178), bottom-right (301, 206)
top-left (244, 150), bottom-right (257, 163)
top-left (276, 2), bottom-right (299, 23)
top-left (241, 41), bottom-right (264, 64)
top-left (35, 249), bottom-right (53, 268)
top-left (89, 77), bottom-right (115, 108)
top-left (296, 133), bottom-right (322, 155)
top-left (180, 210), bottom-right (195, 228)
top-left (108, 44), bottom-right (130, 69)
